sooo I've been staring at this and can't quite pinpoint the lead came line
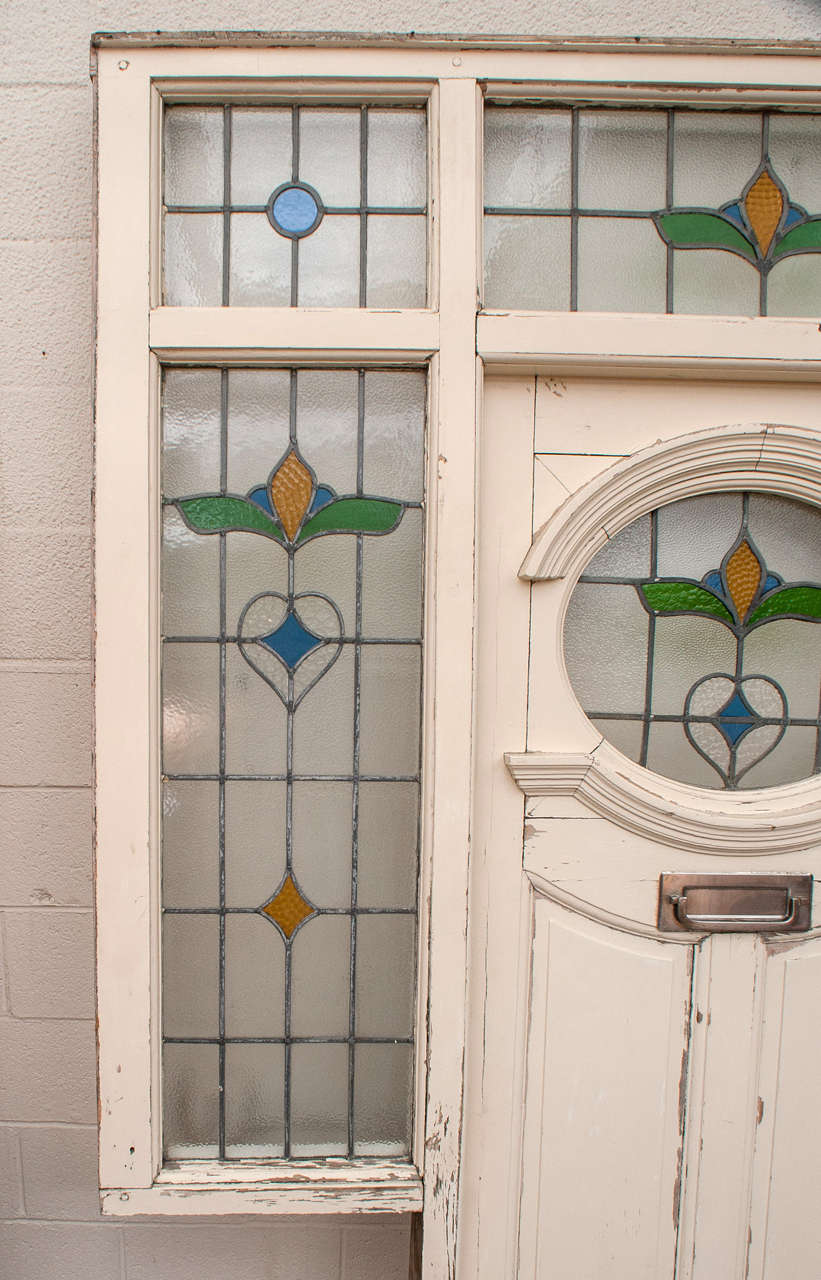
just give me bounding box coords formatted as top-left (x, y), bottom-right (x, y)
top-left (218, 369), bottom-right (228, 1157)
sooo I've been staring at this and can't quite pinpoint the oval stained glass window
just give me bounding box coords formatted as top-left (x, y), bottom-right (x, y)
top-left (563, 491), bottom-right (821, 790)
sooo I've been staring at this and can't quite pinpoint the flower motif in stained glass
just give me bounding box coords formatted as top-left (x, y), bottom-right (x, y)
top-left (653, 161), bottom-right (821, 272)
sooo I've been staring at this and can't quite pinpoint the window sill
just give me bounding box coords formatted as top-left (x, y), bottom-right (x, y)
top-left (101, 1159), bottom-right (423, 1215)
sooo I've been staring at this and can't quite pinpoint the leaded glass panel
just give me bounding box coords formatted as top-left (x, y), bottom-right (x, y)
top-left (163, 106), bottom-right (428, 308)
top-left (563, 492), bottom-right (821, 790)
top-left (160, 367), bottom-right (425, 1159)
top-left (484, 107), bottom-right (821, 316)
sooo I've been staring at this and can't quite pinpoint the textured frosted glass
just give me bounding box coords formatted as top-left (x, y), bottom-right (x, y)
top-left (578, 111), bottom-right (667, 211)
top-left (229, 213), bottom-right (291, 306)
top-left (299, 109), bottom-right (361, 206)
top-left (292, 647), bottom-right (355, 775)
top-left (673, 112), bottom-right (762, 208)
top-left (656, 493), bottom-right (743, 577)
top-left (367, 110), bottom-right (426, 206)
top-left (650, 616), bottom-right (736, 715)
top-left (224, 781), bottom-right (286, 907)
top-left (767, 254), bottom-right (821, 318)
top-left (162, 369), bottom-right (221, 496)
top-left (163, 214), bottom-right (222, 306)
top-left (290, 1044), bottom-right (348, 1157)
top-left (162, 915), bottom-right (218, 1037)
top-left (225, 1045), bottom-right (284, 1157)
top-left (563, 584), bottom-right (648, 712)
top-left (225, 644), bottom-right (287, 775)
top-left (645, 722), bottom-right (722, 789)
top-left (162, 781), bottom-right (219, 908)
top-left (484, 108), bottom-right (571, 208)
top-left (225, 914), bottom-right (285, 1037)
top-left (162, 642), bottom-right (219, 775)
top-left (226, 369), bottom-right (290, 494)
top-left (584, 514), bottom-right (651, 577)
top-left (366, 214), bottom-right (426, 307)
top-left (362, 509), bottom-right (423, 638)
top-left (357, 782), bottom-right (420, 909)
top-left (164, 107), bottom-right (223, 206)
top-left (163, 1044), bottom-right (219, 1158)
top-left (293, 536), bottom-right (357, 635)
top-left (673, 248), bottom-right (759, 317)
top-left (743, 622), bottom-right (821, 719)
top-left (577, 218), bottom-right (666, 313)
top-left (230, 108), bottom-right (291, 206)
top-left (747, 493), bottom-right (821, 581)
top-left (742, 728), bottom-right (818, 790)
top-left (589, 718), bottom-right (644, 761)
top-left (484, 215), bottom-right (571, 310)
top-left (291, 782), bottom-right (352, 909)
top-left (359, 647), bottom-right (421, 776)
top-left (363, 371), bottom-right (426, 503)
top-left (355, 914), bottom-right (416, 1039)
top-left (162, 507), bottom-right (220, 636)
top-left (298, 215), bottom-right (360, 306)
top-left (290, 915), bottom-right (351, 1038)
top-left (226, 533), bottom-right (289, 632)
top-left (295, 370), bottom-right (359, 492)
top-left (768, 114), bottom-right (821, 212)
top-left (354, 1044), bottom-right (413, 1156)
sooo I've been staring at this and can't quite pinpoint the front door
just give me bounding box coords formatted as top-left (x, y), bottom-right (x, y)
top-left (457, 373), bottom-right (821, 1280)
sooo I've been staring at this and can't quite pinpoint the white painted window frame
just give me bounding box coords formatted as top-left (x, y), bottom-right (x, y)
top-left (93, 32), bottom-right (821, 1266)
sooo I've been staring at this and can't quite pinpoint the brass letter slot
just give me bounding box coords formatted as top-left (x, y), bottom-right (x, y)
top-left (658, 873), bottom-right (812, 933)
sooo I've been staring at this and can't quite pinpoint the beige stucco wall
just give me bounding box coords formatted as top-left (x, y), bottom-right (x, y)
top-left (1, 3), bottom-right (819, 1277)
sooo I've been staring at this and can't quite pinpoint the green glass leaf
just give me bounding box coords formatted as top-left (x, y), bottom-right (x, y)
top-left (772, 218), bottom-right (821, 258)
top-left (748, 585), bottom-right (821, 624)
top-left (176, 496), bottom-right (284, 541)
top-left (297, 497), bottom-right (403, 541)
top-left (655, 212), bottom-right (757, 263)
top-left (640, 581), bottom-right (734, 623)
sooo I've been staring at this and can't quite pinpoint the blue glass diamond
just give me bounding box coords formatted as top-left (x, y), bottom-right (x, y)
top-left (259, 612), bottom-right (323, 670)
top-left (717, 689), bottom-right (758, 746)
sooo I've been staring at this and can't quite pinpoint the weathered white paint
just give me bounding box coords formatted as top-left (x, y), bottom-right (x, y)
top-left (84, 31), bottom-right (821, 1279)
top-left (479, 370), bottom-right (821, 1278)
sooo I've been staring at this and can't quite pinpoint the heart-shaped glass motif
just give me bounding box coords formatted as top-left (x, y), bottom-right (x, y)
top-left (684, 673), bottom-right (787, 786)
top-left (238, 591), bottom-right (343, 707)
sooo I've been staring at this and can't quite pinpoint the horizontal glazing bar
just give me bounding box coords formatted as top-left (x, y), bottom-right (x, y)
top-left (164, 1036), bottom-right (413, 1044)
top-left (484, 207), bottom-right (658, 218)
top-left (589, 710), bottom-right (821, 727)
top-left (164, 773), bottom-right (421, 782)
top-left (163, 906), bottom-right (416, 915)
top-left (166, 204), bottom-right (427, 215)
top-left (162, 636), bottom-right (423, 646)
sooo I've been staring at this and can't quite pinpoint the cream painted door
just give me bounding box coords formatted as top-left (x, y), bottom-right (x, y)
top-left (458, 374), bottom-right (821, 1280)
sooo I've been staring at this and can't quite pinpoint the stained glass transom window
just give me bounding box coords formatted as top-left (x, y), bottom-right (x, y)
top-left (484, 107), bottom-right (821, 316)
top-left (163, 105), bottom-right (428, 307)
top-left (564, 492), bottom-right (821, 790)
top-left (161, 367), bottom-right (425, 1158)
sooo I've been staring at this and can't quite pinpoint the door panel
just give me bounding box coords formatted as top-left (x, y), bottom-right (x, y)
top-left (460, 374), bottom-right (821, 1279)
top-left (519, 898), bottom-right (691, 1280)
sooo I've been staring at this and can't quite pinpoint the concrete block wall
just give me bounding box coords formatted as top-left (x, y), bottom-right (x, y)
top-left (1, 1), bottom-right (818, 1276)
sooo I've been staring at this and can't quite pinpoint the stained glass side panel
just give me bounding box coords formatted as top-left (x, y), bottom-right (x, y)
top-left (163, 105), bottom-right (428, 308)
top-left (160, 367), bottom-right (425, 1159)
top-left (483, 106), bottom-right (821, 317)
top-left (563, 493), bottom-right (821, 791)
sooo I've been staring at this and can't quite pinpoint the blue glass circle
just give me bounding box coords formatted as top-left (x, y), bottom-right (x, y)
top-left (268, 184), bottom-right (322, 238)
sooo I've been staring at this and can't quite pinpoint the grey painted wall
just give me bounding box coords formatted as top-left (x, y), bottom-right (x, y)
top-left (1, 3), bottom-right (818, 1277)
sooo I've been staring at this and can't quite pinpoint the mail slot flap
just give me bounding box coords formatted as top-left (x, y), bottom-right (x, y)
top-left (658, 873), bottom-right (813, 933)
